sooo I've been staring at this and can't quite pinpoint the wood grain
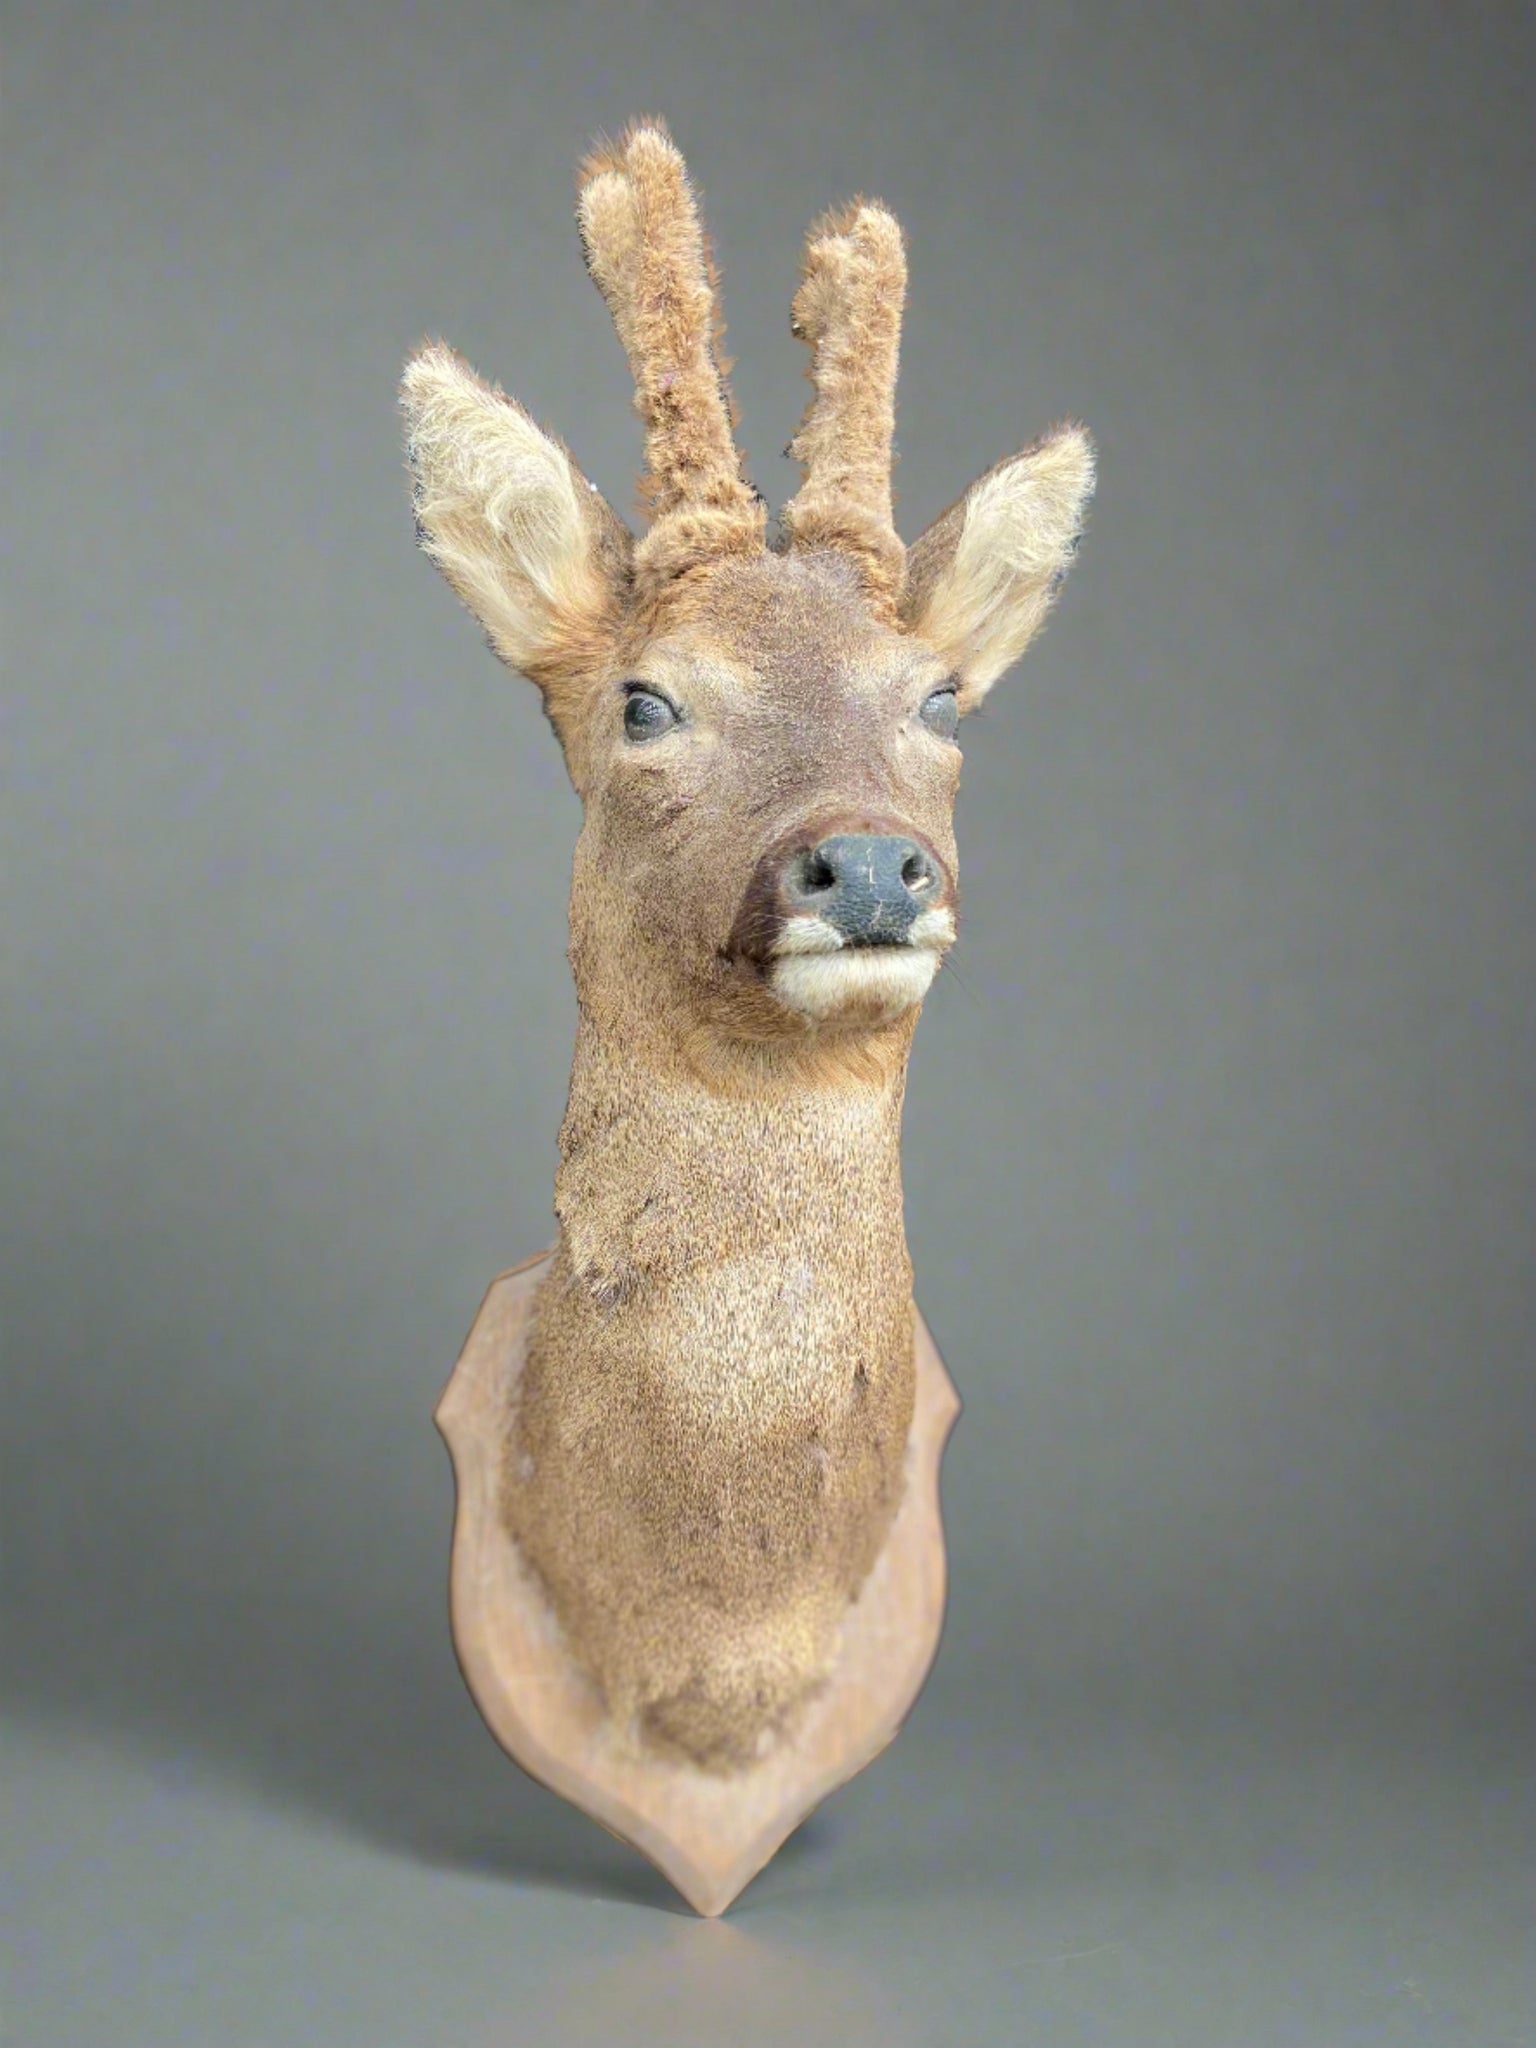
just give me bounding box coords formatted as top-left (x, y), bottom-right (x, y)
top-left (434, 1252), bottom-right (962, 1916)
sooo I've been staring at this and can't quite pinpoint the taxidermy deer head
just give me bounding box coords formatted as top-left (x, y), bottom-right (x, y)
top-left (403, 120), bottom-right (1092, 1774)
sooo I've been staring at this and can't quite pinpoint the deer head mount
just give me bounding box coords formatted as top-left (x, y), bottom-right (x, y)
top-left (404, 121), bottom-right (1092, 1782)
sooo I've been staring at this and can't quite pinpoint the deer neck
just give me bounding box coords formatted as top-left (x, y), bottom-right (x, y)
top-left (549, 983), bottom-right (917, 1331)
top-left (515, 968), bottom-right (924, 1767)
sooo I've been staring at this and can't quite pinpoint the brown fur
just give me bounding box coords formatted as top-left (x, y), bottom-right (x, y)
top-left (781, 201), bottom-right (908, 612)
top-left (400, 123), bottom-right (1094, 1769)
top-left (576, 119), bottom-right (764, 582)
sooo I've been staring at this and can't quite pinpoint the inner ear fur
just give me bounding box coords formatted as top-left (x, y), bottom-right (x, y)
top-left (900, 424), bottom-right (1094, 708)
top-left (401, 341), bottom-right (632, 725)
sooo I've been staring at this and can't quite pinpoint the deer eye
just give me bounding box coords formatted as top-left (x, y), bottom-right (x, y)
top-left (622, 687), bottom-right (678, 742)
top-left (919, 687), bottom-right (959, 741)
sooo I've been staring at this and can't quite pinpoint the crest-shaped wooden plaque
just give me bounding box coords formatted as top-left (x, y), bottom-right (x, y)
top-left (435, 1253), bottom-right (961, 1916)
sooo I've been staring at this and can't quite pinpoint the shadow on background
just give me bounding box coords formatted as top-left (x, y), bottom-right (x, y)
top-left (508, 1921), bottom-right (916, 2048)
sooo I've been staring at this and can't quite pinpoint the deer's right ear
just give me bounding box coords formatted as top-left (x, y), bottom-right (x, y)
top-left (400, 342), bottom-right (631, 688)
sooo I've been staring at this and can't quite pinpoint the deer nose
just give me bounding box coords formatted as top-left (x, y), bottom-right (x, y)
top-left (783, 833), bottom-right (943, 946)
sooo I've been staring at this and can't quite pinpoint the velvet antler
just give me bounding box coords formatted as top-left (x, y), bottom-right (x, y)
top-left (778, 201), bottom-right (908, 614)
top-left (577, 119), bottom-right (765, 582)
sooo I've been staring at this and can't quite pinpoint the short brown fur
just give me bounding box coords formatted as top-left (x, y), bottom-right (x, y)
top-left (401, 122), bottom-right (1095, 1769)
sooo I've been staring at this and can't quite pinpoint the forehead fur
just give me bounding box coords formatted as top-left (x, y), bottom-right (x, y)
top-left (634, 548), bottom-right (946, 701)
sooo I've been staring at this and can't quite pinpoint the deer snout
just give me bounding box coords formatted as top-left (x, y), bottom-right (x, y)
top-left (782, 834), bottom-right (945, 948)
top-left (725, 825), bottom-right (956, 1023)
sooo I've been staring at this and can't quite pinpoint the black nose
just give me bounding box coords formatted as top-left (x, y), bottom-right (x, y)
top-left (783, 833), bottom-right (942, 946)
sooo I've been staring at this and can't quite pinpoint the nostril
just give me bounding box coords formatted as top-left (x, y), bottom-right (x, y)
top-left (901, 850), bottom-right (936, 894)
top-left (800, 848), bottom-right (838, 894)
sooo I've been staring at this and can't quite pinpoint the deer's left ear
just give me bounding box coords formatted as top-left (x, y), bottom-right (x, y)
top-left (900, 425), bottom-right (1094, 709)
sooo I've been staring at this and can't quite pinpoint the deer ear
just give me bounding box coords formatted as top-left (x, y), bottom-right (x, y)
top-left (400, 342), bottom-right (630, 685)
top-left (900, 425), bottom-right (1094, 709)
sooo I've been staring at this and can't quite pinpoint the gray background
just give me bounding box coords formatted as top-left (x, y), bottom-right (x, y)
top-left (4, 1), bottom-right (1533, 2042)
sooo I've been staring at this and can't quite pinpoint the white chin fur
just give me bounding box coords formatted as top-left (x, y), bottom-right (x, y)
top-left (770, 947), bottom-right (941, 1022)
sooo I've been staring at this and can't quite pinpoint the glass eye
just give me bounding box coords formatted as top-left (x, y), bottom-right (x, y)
top-left (919, 687), bottom-right (960, 741)
top-left (623, 688), bottom-right (678, 742)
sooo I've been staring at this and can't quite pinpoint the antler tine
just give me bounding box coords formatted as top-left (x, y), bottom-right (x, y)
top-left (577, 118), bottom-right (764, 578)
top-left (779, 200), bottom-right (908, 613)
